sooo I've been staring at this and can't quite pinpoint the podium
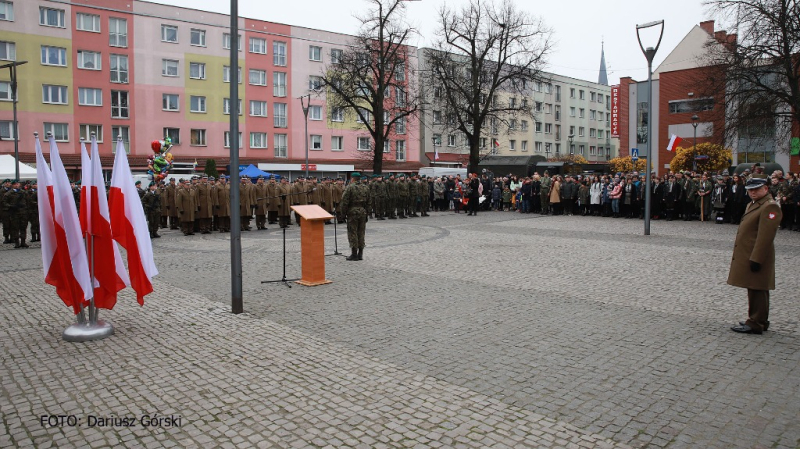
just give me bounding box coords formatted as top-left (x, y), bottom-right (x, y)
top-left (290, 205), bottom-right (335, 286)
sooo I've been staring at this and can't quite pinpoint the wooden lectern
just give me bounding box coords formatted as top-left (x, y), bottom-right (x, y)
top-left (290, 205), bottom-right (335, 286)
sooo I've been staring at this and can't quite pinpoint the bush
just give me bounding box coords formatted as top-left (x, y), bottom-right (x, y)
top-left (609, 156), bottom-right (647, 173)
top-left (204, 159), bottom-right (218, 178)
top-left (669, 142), bottom-right (731, 173)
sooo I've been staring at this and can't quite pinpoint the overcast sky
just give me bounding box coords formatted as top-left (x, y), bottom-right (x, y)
top-left (152, 0), bottom-right (714, 86)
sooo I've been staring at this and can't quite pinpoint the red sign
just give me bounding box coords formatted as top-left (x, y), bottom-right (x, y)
top-left (300, 164), bottom-right (317, 171)
top-left (611, 85), bottom-right (620, 138)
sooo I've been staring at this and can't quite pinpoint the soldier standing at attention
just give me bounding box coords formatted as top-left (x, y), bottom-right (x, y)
top-left (1, 180), bottom-right (28, 248)
top-left (540, 171), bottom-right (551, 215)
top-left (158, 181), bottom-right (169, 229)
top-left (396, 174), bottom-right (409, 218)
top-left (166, 178), bottom-right (178, 229)
top-left (319, 177), bottom-right (334, 224)
top-left (27, 181), bottom-right (40, 242)
top-left (276, 177), bottom-right (292, 228)
top-left (195, 175), bottom-right (214, 234)
top-left (254, 176), bottom-right (268, 230)
top-left (215, 176), bottom-right (231, 232)
top-left (332, 177), bottom-right (345, 224)
top-left (142, 181), bottom-right (161, 238)
top-left (266, 175), bottom-right (280, 225)
top-left (729, 175), bottom-right (782, 334)
top-left (372, 175), bottom-right (387, 220)
top-left (385, 174), bottom-right (398, 219)
top-left (1, 179), bottom-right (11, 243)
top-left (135, 180), bottom-right (145, 199)
top-left (339, 172), bottom-right (371, 261)
top-left (176, 179), bottom-right (196, 236)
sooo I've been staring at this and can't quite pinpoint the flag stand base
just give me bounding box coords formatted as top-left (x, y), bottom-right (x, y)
top-left (62, 320), bottom-right (114, 342)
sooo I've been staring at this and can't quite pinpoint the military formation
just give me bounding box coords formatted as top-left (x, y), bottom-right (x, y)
top-left (0, 179), bottom-right (40, 248)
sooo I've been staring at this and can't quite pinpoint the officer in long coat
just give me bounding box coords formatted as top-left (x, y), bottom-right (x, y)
top-left (239, 176), bottom-right (256, 231)
top-left (728, 175), bottom-right (782, 334)
top-left (142, 181), bottom-right (161, 238)
top-left (195, 176), bottom-right (214, 233)
top-left (291, 176), bottom-right (309, 225)
top-left (215, 177), bottom-right (231, 232)
top-left (265, 176), bottom-right (280, 224)
top-left (1, 180), bottom-right (28, 248)
top-left (254, 176), bottom-right (269, 230)
top-left (276, 177), bottom-right (292, 228)
top-left (332, 178), bottom-right (345, 223)
top-left (175, 179), bottom-right (197, 235)
top-left (339, 172), bottom-right (371, 261)
top-left (166, 178), bottom-right (178, 229)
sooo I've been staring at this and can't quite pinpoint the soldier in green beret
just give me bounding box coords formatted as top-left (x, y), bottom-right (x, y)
top-left (1, 180), bottom-right (28, 247)
top-left (141, 181), bottom-right (161, 238)
top-left (339, 172), bottom-right (371, 260)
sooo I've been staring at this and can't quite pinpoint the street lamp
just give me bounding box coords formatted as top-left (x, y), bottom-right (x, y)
top-left (299, 94), bottom-right (312, 178)
top-left (636, 19), bottom-right (664, 236)
top-left (691, 114), bottom-right (699, 170)
top-left (0, 60), bottom-right (28, 181)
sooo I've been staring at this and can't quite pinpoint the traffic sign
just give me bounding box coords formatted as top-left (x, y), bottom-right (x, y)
top-left (630, 148), bottom-right (639, 162)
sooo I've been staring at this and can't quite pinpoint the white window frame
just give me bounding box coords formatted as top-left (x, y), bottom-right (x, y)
top-left (163, 127), bottom-right (180, 144)
top-left (396, 115), bottom-right (406, 134)
top-left (273, 72), bottom-right (287, 96)
top-left (190, 28), bottom-right (206, 47)
top-left (161, 24), bottom-right (178, 43)
top-left (223, 98), bottom-right (242, 115)
top-left (162, 59), bottom-right (179, 77)
top-left (0, 120), bottom-right (16, 140)
top-left (76, 13), bottom-right (100, 32)
top-left (222, 33), bottom-right (241, 51)
top-left (273, 103), bottom-right (287, 127)
top-left (80, 124), bottom-right (103, 142)
top-left (579, 126), bottom-right (585, 137)
top-left (274, 134), bottom-right (287, 157)
top-left (40, 45), bottom-right (66, 66)
top-left (77, 50), bottom-right (101, 70)
top-left (447, 135), bottom-right (456, 147)
top-left (273, 41), bottom-right (287, 66)
top-left (509, 140), bottom-right (516, 151)
top-left (250, 132), bottom-right (268, 149)
top-left (39, 7), bottom-right (65, 28)
top-left (162, 93), bottom-right (180, 112)
top-left (189, 62), bottom-right (206, 80)
top-left (109, 18), bottom-right (127, 47)
top-left (395, 140), bottom-right (406, 161)
top-left (331, 107), bottom-right (344, 122)
top-left (357, 137), bottom-right (371, 151)
top-left (331, 136), bottom-right (343, 151)
top-left (0, 1), bottom-right (14, 21)
top-left (0, 80), bottom-right (15, 101)
top-left (42, 84), bottom-right (68, 105)
top-left (78, 87), bottom-right (102, 106)
top-left (310, 134), bottom-right (322, 150)
top-left (331, 49), bottom-right (343, 64)
top-left (308, 75), bottom-right (323, 91)
top-left (111, 90), bottom-right (129, 118)
top-left (224, 131), bottom-right (243, 148)
top-left (44, 122), bottom-right (69, 141)
top-left (190, 95), bottom-right (206, 113)
top-left (249, 37), bottom-right (267, 54)
top-left (249, 69), bottom-right (266, 86)
top-left (309, 45), bottom-right (322, 62)
top-left (190, 129), bottom-right (207, 146)
top-left (110, 54), bottom-right (128, 83)
top-left (0, 41), bottom-right (14, 61)
top-left (535, 142), bottom-right (542, 153)
top-left (111, 126), bottom-right (130, 153)
top-left (223, 66), bottom-right (242, 83)
top-left (521, 141), bottom-right (528, 152)
top-left (249, 100), bottom-right (267, 117)
top-left (309, 105), bottom-right (322, 121)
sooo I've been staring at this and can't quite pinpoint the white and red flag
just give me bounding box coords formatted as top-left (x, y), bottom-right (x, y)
top-left (666, 134), bottom-right (684, 152)
top-left (434, 147), bottom-right (440, 161)
top-left (80, 137), bottom-right (130, 309)
top-left (109, 139), bottom-right (158, 305)
top-left (37, 135), bottom-right (93, 314)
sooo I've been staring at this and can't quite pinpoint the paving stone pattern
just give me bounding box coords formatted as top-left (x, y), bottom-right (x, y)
top-left (1, 212), bottom-right (799, 448)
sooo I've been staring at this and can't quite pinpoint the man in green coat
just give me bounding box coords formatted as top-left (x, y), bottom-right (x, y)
top-left (1, 180), bottom-right (28, 248)
top-left (339, 172), bottom-right (371, 261)
top-left (141, 181), bottom-right (161, 238)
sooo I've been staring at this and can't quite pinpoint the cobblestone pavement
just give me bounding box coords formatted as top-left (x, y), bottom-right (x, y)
top-left (1, 211), bottom-right (799, 448)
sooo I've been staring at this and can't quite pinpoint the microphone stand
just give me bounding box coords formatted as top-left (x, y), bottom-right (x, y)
top-left (327, 202), bottom-right (344, 257)
top-left (261, 226), bottom-right (299, 288)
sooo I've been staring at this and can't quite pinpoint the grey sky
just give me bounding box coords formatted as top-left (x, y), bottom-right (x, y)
top-left (152, 0), bottom-right (712, 86)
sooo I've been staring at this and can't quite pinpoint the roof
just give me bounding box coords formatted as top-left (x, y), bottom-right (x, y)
top-left (424, 152), bottom-right (469, 163)
top-left (480, 155), bottom-right (543, 165)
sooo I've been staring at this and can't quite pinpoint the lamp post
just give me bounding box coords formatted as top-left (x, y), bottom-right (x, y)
top-left (636, 19), bottom-right (664, 236)
top-left (691, 114), bottom-right (699, 171)
top-left (0, 60), bottom-right (28, 181)
top-left (299, 94), bottom-right (311, 178)
top-left (228, 0), bottom-right (242, 314)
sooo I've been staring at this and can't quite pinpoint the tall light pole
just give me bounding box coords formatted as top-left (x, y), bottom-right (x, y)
top-left (691, 114), bottom-right (699, 171)
top-left (636, 20), bottom-right (664, 236)
top-left (0, 60), bottom-right (28, 181)
top-left (228, 0), bottom-right (242, 314)
top-left (299, 94), bottom-right (311, 178)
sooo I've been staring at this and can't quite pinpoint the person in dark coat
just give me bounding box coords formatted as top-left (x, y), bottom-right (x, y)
top-left (467, 173), bottom-right (481, 216)
top-left (663, 174), bottom-right (682, 221)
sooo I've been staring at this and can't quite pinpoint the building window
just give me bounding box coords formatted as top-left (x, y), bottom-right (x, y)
top-left (331, 107), bottom-right (344, 122)
top-left (40, 7), bottom-right (65, 27)
top-left (535, 142), bottom-right (542, 153)
top-left (331, 48), bottom-right (343, 64)
top-left (0, 41), bottom-right (14, 62)
top-left (432, 110), bottom-right (442, 125)
top-left (545, 103), bottom-right (552, 114)
top-left (578, 126), bottom-right (585, 137)
top-left (44, 122), bottom-right (69, 141)
top-left (310, 135), bottom-right (322, 150)
top-left (190, 95), bottom-right (206, 113)
top-left (579, 90), bottom-right (585, 100)
top-left (109, 18), bottom-right (127, 47)
top-left (110, 54), bottom-right (128, 83)
top-left (0, 1), bottom-right (13, 21)
top-left (309, 105), bottom-right (322, 120)
top-left (447, 135), bottom-right (456, 147)
top-left (190, 28), bottom-right (206, 47)
top-left (249, 100), bottom-right (267, 117)
top-left (78, 88), bottom-right (102, 106)
top-left (40, 46), bottom-right (66, 66)
top-left (273, 72), bottom-right (287, 97)
top-left (570, 88), bottom-right (575, 98)
top-left (222, 33), bottom-right (241, 51)
top-left (77, 50), bottom-right (101, 70)
top-left (111, 126), bottom-right (129, 152)
top-left (579, 108), bottom-right (585, 118)
top-left (250, 132), bottom-right (268, 149)
top-left (521, 120), bottom-right (528, 132)
top-left (76, 13), bottom-right (100, 32)
top-left (357, 137), bottom-right (371, 151)
top-left (309, 75), bottom-right (323, 91)
top-left (509, 140), bottom-right (516, 151)
top-left (273, 103), bottom-right (287, 127)
top-left (79, 124), bottom-right (102, 142)
top-left (223, 98), bottom-right (242, 115)
top-left (249, 69), bottom-right (266, 86)
top-left (589, 145), bottom-right (596, 156)
top-left (597, 129), bottom-right (604, 139)
top-left (535, 122), bottom-right (542, 133)
top-left (590, 109), bottom-right (596, 120)
top-left (555, 85), bottom-right (561, 102)
top-left (395, 116), bottom-right (406, 134)
top-left (0, 121), bottom-right (16, 139)
top-left (589, 128), bottom-right (596, 138)
top-left (273, 41), bottom-right (287, 66)
top-left (111, 90), bottom-right (128, 118)
top-left (162, 94), bottom-right (179, 111)
top-left (274, 134), bottom-right (287, 157)
top-left (162, 59), bottom-right (179, 77)
top-left (521, 141), bottom-right (528, 152)
top-left (0, 81), bottom-right (13, 101)
top-left (224, 132), bottom-right (243, 148)
top-left (191, 129), bottom-right (206, 146)
top-left (161, 24), bottom-right (178, 43)
top-left (668, 98), bottom-right (714, 113)
top-left (249, 37), bottom-right (266, 54)
top-left (331, 136), bottom-right (343, 151)
top-left (189, 62), bottom-right (205, 80)
top-left (545, 123), bottom-right (552, 134)
top-left (535, 101), bottom-right (542, 112)
top-left (309, 45), bottom-right (322, 61)
top-left (579, 144), bottom-right (585, 155)
top-left (356, 108), bottom-right (370, 124)
top-left (42, 85), bottom-right (68, 104)
top-left (590, 92), bottom-right (596, 102)
top-left (223, 66), bottom-right (241, 83)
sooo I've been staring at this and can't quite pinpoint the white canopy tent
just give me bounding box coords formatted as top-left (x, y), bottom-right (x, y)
top-left (0, 154), bottom-right (38, 180)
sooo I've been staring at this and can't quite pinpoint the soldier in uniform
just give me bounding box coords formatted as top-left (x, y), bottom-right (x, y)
top-left (176, 179), bottom-right (196, 235)
top-left (166, 178), bottom-right (178, 229)
top-left (308, 176), bottom-right (322, 209)
top-left (396, 174), bottom-right (409, 218)
top-left (276, 176), bottom-right (292, 228)
top-left (266, 175), bottom-right (280, 224)
top-left (776, 173), bottom-right (795, 230)
top-left (540, 171), bottom-right (551, 214)
top-left (158, 181), bottom-right (169, 229)
top-left (332, 177), bottom-right (345, 223)
top-left (683, 175), bottom-right (698, 220)
top-left (195, 175), bottom-right (214, 233)
top-left (215, 176), bottom-right (231, 232)
top-left (418, 175), bottom-right (430, 216)
top-left (142, 181), bottom-right (161, 238)
top-left (27, 181), bottom-right (40, 242)
top-left (239, 176), bottom-right (256, 231)
top-left (135, 180), bottom-right (145, 199)
top-left (339, 172), bottom-right (371, 261)
top-left (697, 173), bottom-right (713, 221)
top-left (1, 179), bottom-right (11, 243)
top-left (1, 180), bottom-right (28, 248)
top-left (385, 174), bottom-right (398, 219)
top-left (318, 177), bottom-right (334, 224)
top-left (254, 176), bottom-right (269, 230)
top-left (728, 175), bottom-right (782, 334)
top-left (291, 176), bottom-right (309, 226)
top-left (371, 175), bottom-right (387, 220)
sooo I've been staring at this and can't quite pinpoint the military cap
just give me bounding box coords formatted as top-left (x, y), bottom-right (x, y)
top-left (202, 174), bottom-right (208, 178)
top-left (721, 170), bottom-right (730, 176)
top-left (2, 179), bottom-right (9, 183)
top-left (135, 180), bottom-right (141, 185)
top-left (257, 175), bottom-right (264, 179)
top-left (209, 176), bottom-right (215, 181)
top-left (269, 175), bottom-right (275, 179)
top-left (351, 172), bottom-right (361, 178)
top-left (11, 179), bottom-right (20, 184)
top-left (148, 181), bottom-right (156, 187)
top-left (745, 175), bottom-right (768, 189)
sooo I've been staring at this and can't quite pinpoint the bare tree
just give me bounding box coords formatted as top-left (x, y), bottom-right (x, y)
top-left (702, 0), bottom-right (800, 154)
top-left (322, 0), bottom-right (419, 174)
top-left (424, 0), bottom-right (552, 174)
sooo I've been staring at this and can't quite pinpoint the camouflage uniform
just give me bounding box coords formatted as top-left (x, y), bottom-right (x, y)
top-left (339, 174), bottom-right (372, 260)
top-left (418, 177), bottom-right (430, 216)
top-left (385, 175), bottom-right (398, 219)
top-left (141, 184), bottom-right (161, 238)
top-left (396, 175), bottom-right (409, 218)
top-left (371, 176), bottom-right (387, 220)
top-left (27, 186), bottom-right (40, 242)
top-left (540, 175), bottom-right (551, 214)
top-left (1, 184), bottom-right (28, 247)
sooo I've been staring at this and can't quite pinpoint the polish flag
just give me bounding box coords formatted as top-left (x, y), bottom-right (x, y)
top-left (434, 148), bottom-right (440, 161)
top-left (666, 134), bottom-right (684, 152)
top-left (39, 135), bottom-right (93, 313)
top-left (109, 138), bottom-right (158, 305)
top-left (80, 137), bottom-right (130, 309)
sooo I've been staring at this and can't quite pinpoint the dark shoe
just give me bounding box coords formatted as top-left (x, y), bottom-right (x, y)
top-left (739, 320), bottom-right (769, 331)
top-left (153, 234), bottom-right (161, 238)
top-left (378, 217), bottom-right (386, 220)
top-left (399, 215), bottom-right (407, 219)
top-left (346, 249), bottom-right (359, 261)
top-left (389, 216), bottom-right (397, 219)
top-left (731, 324), bottom-right (762, 334)
top-left (14, 239), bottom-right (20, 248)
top-left (357, 248), bottom-right (363, 260)
top-left (20, 240), bottom-right (29, 248)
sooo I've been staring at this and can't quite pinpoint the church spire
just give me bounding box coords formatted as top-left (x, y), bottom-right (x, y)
top-left (598, 41), bottom-right (608, 86)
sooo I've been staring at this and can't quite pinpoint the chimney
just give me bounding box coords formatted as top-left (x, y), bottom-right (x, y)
top-left (699, 20), bottom-right (715, 35)
top-left (714, 30), bottom-right (727, 43)
top-left (727, 33), bottom-right (737, 45)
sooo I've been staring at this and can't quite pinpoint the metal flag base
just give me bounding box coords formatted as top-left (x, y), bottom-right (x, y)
top-left (62, 320), bottom-right (114, 342)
